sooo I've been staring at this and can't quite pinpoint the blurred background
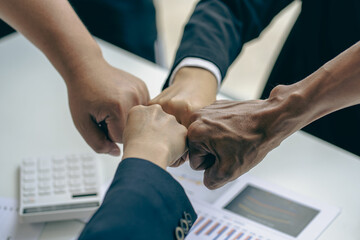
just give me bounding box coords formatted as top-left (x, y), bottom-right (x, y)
top-left (154, 0), bottom-right (301, 100)
top-left (0, 0), bottom-right (301, 100)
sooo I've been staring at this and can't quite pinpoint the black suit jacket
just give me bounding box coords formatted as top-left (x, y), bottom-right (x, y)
top-left (167, 0), bottom-right (360, 156)
top-left (78, 158), bottom-right (196, 240)
top-left (0, 0), bottom-right (157, 62)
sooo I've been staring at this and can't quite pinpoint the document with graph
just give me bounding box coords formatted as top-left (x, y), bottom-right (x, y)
top-left (168, 164), bottom-right (339, 240)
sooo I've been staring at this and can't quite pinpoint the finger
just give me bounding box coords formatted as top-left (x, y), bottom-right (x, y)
top-left (139, 81), bottom-right (150, 104)
top-left (106, 115), bottom-right (126, 143)
top-left (203, 157), bottom-right (234, 189)
top-left (149, 89), bottom-right (169, 106)
top-left (187, 120), bottom-right (213, 170)
top-left (148, 94), bottom-right (161, 106)
top-left (78, 115), bottom-right (121, 156)
top-left (170, 151), bottom-right (189, 168)
top-left (188, 143), bottom-right (215, 170)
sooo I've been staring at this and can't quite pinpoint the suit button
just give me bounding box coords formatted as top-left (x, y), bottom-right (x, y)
top-left (175, 226), bottom-right (185, 240)
top-left (183, 212), bottom-right (193, 227)
top-left (180, 219), bottom-right (189, 234)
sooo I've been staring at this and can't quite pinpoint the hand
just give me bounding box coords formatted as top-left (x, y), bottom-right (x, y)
top-left (149, 67), bottom-right (217, 127)
top-left (122, 104), bottom-right (188, 169)
top-left (186, 94), bottom-right (305, 189)
top-left (66, 61), bottom-right (149, 156)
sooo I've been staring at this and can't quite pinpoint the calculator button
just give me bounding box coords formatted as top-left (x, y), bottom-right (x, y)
top-left (53, 172), bottom-right (66, 179)
top-left (38, 172), bottom-right (51, 181)
top-left (23, 183), bottom-right (36, 191)
top-left (23, 192), bottom-right (35, 197)
top-left (38, 168), bottom-right (51, 173)
top-left (81, 155), bottom-right (94, 161)
top-left (84, 178), bottom-right (97, 186)
top-left (69, 179), bottom-right (81, 186)
top-left (22, 174), bottom-right (36, 182)
top-left (68, 170), bottom-right (81, 179)
top-left (84, 187), bottom-right (97, 193)
top-left (23, 158), bottom-right (36, 167)
top-left (66, 155), bottom-right (79, 162)
top-left (22, 165), bottom-right (36, 174)
top-left (39, 191), bottom-right (51, 196)
top-left (70, 188), bottom-right (82, 194)
top-left (23, 197), bottom-right (36, 204)
top-left (68, 163), bottom-right (81, 170)
top-left (54, 179), bottom-right (66, 186)
top-left (38, 158), bottom-right (51, 169)
top-left (53, 164), bottom-right (66, 172)
top-left (54, 189), bottom-right (66, 195)
top-left (82, 160), bottom-right (95, 168)
top-left (38, 182), bottom-right (51, 190)
top-left (52, 157), bottom-right (64, 164)
top-left (83, 169), bottom-right (96, 177)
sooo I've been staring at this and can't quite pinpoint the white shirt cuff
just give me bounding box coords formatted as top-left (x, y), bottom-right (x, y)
top-left (168, 57), bottom-right (222, 91)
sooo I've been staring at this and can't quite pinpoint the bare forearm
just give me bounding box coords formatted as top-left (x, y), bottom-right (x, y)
top-left (299, 41), bottom-right (360, 121)
top-left (266, 41), bottom-right (360, 139)
top-left (0, 0), bottom-right (102, 83)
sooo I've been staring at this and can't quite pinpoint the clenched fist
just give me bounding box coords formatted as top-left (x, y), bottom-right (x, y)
top-left (67, 61), bottom-right (149, 156)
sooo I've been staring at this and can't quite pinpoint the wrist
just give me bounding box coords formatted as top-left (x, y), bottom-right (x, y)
top-left (173, 67), bottom-right (218, 93)
top-left (262, 84), bottom-right (310, 142)
top-left (59, 43), bottom-right (105, 86)
top-left (122, 141), bottom-right (171, 170)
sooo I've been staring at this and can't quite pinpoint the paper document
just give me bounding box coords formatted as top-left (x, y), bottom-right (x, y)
top-left (169, 163), bottom-right (339, 240)
top-left (0, 197), bottom-right (44, 240)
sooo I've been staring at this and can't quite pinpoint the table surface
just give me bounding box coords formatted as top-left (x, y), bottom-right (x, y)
top-left (0, 34), bottom-right (359, 240)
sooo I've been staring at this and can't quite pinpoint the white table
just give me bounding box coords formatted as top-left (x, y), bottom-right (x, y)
top-left (0, 34), bottom-right (359, 240)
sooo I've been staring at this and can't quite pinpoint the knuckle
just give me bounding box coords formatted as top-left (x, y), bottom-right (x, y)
top-left (150, 103), bottom-right (162, 109)
top-left (177, 124), bottom-right (188, 138)
top-left (215, 167), bottom-right (233, 181)
top-left (128, 105), bottom-right (144, 114)
top-left (187, 120), bottom-right (207, 139)
top-left (188, 111), bottom-right (202, 124)
top-left (166, 112), bottom-right (177, 121)
top-left (150, 104), bottom-right (164, 113)
top-left (111, 101), bottom-right (124, 115)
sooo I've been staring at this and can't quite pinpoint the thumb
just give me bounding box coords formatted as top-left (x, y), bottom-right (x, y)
top-left (188, 142), bottom-right (215, 170)
top-left (77, 116), bottom-right (121, 156)
top-left (170, 151), bottom-right (189, 168)
top-left (105, 115), bottom-right (126, 143)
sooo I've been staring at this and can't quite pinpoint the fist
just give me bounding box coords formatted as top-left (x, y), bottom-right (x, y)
top-left (122, 105), bottom-right (188, 168)
top-left (67, 62), bottom-right (149, 156)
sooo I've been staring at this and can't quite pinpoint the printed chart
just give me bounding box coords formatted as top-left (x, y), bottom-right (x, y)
top-left (186, 201), bottom-right (278, 240)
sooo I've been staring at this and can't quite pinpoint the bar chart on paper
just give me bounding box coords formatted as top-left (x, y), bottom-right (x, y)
top-left (186, 202), bottom-right (278, 240)
top-left (171, 164), bottom-right (339, 240)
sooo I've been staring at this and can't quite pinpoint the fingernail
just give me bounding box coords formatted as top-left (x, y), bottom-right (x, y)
top-left (109, 147), bottom-right (120, 156)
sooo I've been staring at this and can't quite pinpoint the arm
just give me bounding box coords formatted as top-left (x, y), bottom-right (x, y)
top-left (171, 0), bottom-right (295, 80)
top-left (79, 105), bottom-right (196, 239)
top-left (186, 41), bottom-right (360, 189)
top-left (0, 0), bottom-right (149, 155)
top-left (150, 0), bottom-right (293, 126)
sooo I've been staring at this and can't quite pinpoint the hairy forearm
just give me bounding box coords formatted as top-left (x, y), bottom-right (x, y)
top-left (0, 0), bottom-right (102, 83)
top-left (265, 41), bottom-right (360, 140)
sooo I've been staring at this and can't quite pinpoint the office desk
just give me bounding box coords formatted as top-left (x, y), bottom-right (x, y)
top-left (0, 34), bottom-right (359, 240)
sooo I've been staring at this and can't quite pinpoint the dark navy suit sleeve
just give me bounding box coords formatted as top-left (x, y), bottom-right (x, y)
top-left (164, 0), bottom-right (294, 88)
top-left (78, 158), bottom-right (197, 240)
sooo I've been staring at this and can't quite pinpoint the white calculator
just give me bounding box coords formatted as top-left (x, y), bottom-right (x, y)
top-left (19, 154), bottom-right (102, 223)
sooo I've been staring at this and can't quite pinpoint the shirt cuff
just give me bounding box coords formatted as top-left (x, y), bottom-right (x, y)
top-left (168, 57), bottom-right (222, 91)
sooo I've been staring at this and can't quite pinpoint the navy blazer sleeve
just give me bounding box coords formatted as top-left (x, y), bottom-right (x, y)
top-left (164, 0), bottom-right (294, 88)
top-left (78, 158), bottom-right (197, 240)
